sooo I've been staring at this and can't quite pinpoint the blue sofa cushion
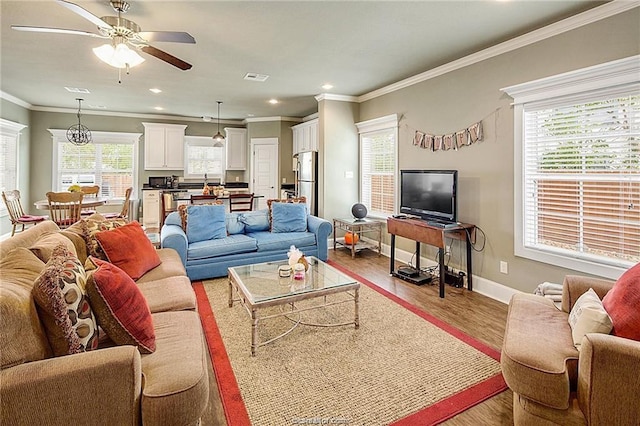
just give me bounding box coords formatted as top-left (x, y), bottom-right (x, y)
top-left (226, 213), bottom-right (245, 235)
top-left (186, 205), bottom-right (226, 243)
top-left (187, 234), bottom-right (258, 260)
top-left (248, 231), bottom-right (316, 252)
top-left (239, 210), bottom-right (270, 232)
top-left (271, 203), bottom-right (307, 233)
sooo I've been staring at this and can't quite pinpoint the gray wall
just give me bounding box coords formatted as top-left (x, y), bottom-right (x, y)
top-left (0, 99), bottom-right (31, 235)
top-left (332, 9), bottom-right (640, 292)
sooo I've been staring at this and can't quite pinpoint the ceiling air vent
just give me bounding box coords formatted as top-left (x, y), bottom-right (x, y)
top-left (244, 72), bottom-right (269, 82)
top-left (64, 87), bottom-right (91, 94)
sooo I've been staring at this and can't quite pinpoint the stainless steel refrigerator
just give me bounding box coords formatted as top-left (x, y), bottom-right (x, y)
top-left (295, 151), bottom-right (318, 216)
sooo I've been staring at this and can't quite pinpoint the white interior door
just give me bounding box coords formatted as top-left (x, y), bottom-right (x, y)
top-left (250, 138), bottom-right (279, 210)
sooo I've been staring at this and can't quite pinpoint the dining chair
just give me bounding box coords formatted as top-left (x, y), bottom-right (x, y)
top-left (80, 185), bottom-right (100, 216)
top-left (229, 193), bottom-right (255, 212)
top-left (190, 194), bottom-right (220, 205)
top-left (2, 190), bottom-right (48, 236)
top-left (103, 187), bottom-right (133, 221)
top-left (46, 191), bottom-right (83, 229)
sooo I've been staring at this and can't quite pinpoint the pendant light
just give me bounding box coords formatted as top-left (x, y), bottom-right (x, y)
top-left (212, 101), bottom-right (225, 147)
top-left (67, 98), bottom-right (92, 145)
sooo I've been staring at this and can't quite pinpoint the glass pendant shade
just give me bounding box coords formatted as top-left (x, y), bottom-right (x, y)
top-left (213, 101), bottom-right (225, 146)
top-left (93, 42), bottom-right (145, 69)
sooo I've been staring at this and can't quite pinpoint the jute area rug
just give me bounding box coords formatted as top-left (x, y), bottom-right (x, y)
top-left (193, 261), bottom-right (506, 426)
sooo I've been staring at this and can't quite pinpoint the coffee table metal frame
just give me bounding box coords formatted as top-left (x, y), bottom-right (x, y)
top-left (228, 257), bottom-right (360, 356)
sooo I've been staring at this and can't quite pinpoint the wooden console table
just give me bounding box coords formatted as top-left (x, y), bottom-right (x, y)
top-left (387, 217), bottom-right (476, 298)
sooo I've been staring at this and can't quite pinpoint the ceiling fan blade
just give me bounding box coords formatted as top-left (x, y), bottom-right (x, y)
top-left (138, 31), bottom-right (196, 44)
top-left (56, 0), bottom-right (113, 30)
top-left (11, 25), bottom-right (107, 38)
top-left (141, 45), bottom-right (192, 71)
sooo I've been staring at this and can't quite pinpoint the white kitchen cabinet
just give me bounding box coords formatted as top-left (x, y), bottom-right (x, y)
top-left (292, 118), bottom-right (318, 154)
top-left (142, 190), bottom-right (162, 228)
top-left (225, 127), bottom-right (247, 170)
top-left (143, 123), bottom-right (187, 170)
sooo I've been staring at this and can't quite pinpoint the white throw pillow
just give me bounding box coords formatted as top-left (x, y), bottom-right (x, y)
top-left (568, 288), bottom-right (613, 350)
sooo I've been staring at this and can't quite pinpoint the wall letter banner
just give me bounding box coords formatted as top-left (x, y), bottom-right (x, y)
top-left (413, 120), bottom-right (483, 153)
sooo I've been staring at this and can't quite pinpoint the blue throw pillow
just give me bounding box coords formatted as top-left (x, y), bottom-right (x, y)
top-left (240, 209), bottom-right (270, 232)
top-left (186, 205), bottom-right (227, 243)
top-left (271, 203), bottom-right (307, 233)
top-left (226, 213), bottom-right (245, 235)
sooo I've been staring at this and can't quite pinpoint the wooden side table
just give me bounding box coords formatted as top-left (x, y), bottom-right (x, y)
top-left (333, 218), bottom-right (383, 258)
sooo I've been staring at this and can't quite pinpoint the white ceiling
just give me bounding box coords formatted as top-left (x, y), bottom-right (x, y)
top-left (1, 0), bottom-right (608, 121)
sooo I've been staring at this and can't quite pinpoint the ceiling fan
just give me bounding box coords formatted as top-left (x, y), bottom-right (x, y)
top-left (12, 0), bottom-right (195, 72)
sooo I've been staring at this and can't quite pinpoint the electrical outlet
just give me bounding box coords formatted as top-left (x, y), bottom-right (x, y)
top-left (282, 178), bottom-right (286, 183)
top-left (500, 261), bottom-right (509, 274)
top-left (235, 176), bottom-right (239, 182)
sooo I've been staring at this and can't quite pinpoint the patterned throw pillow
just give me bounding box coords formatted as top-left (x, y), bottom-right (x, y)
top-left (86, 257), bottom-right (156, 353)
top-left (266, 197), bottom-right (307, 230)
top-left (32, 244), bottom-right (99, 356)
top-left (82, 217), bottom-right (127, 260)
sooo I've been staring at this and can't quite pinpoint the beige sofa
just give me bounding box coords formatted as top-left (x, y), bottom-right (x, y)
top-left (0, 219), bottom-right (209, 425)
top-left (501, 275), bottom-right (640, 425)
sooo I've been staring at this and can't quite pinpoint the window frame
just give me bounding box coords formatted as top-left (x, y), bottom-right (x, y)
top-left (49, 129), bottom-right (141, 200)
top-left (503, 55), bottom-right (640, 279)
top-left (183, 135), bottom-right (226, 180)
top-left (0, 119), bottom-right (27, 217)
top-left (355, 114), bottom-right (399, 219)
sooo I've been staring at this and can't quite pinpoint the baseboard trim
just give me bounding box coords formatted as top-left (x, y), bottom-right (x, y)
top-left (330, 237), bottom-right (520, 305)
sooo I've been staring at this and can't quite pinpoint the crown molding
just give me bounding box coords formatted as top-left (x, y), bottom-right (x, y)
top-left (0, 91), bottom-right (32, 109)
top-left (315, 93), bottom-right (359, 103)
top-left (358, 1), bottom-right (640, 102)
top-left (243, 116), bottom-right (303, 123)
top-left (31, 105), bottom-right (243, 125)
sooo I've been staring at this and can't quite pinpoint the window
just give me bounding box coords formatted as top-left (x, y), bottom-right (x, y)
top-left (0, 119), bottom-right (27, 215)
top-left (503, 56), bottom-right (639, 279)
top-left (184, 136), bottom-right (226, 179)
top-left (49, 129), bottom-right (140, 199)
top-left (356, 114), bottom-right (398, 218)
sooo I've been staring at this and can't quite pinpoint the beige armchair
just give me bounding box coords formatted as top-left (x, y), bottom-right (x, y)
top-left (501, 275), bottom-right (640, 425)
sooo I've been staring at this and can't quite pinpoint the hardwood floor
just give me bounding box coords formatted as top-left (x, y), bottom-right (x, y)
top-left (200, 249), bottom-right (514, 425)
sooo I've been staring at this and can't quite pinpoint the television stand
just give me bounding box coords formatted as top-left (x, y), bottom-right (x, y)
top-left (387, 217), bottom-right (475, 298)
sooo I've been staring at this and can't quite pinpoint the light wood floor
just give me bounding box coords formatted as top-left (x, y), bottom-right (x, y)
top-left (200, 249), bottom-right (514, 425)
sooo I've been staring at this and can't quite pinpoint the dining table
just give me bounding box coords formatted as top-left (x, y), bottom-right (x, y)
top-left (34, 196), bottom-right (109, 211)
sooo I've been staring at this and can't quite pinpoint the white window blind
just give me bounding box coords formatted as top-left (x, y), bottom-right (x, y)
top-left (0, 119), bottom-right (26, 214)
top-left (184, 136), bottom-right (225, 179)
top-left (523, 90), bottom-right (640, 267)
top-left (361, 129), bottom-right (396, 217)
top-left (50, 129), bottom-right (139, 199)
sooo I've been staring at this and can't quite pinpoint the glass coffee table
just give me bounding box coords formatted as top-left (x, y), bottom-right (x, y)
top-left (228, 257), bottom-right (360, 356)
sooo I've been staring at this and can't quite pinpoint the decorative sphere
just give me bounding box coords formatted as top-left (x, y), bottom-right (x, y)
top-left (351, 203), bottom-right (367, 220)
top-left (344, 232), bottom-right (359, 245)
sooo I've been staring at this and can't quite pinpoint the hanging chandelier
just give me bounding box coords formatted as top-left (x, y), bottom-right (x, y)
top-left (67, 98), bottom-right (92, 145)
top-left (212, 101), bottom-right (225, 147)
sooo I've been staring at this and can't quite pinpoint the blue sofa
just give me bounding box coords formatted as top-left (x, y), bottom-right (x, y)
top-left (160, 208), bottom-right (332, 281)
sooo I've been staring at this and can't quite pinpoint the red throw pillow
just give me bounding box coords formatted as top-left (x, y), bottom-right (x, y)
top-left (602, 262), bottom-right (640, 341)
top-left (95, 221), bottom-right (161, 280)
top-left (86, 257), bottom-right (156, 353)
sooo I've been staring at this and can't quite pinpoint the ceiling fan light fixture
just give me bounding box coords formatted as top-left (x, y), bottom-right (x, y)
top-left (93, 42), bottom-right (144, 68)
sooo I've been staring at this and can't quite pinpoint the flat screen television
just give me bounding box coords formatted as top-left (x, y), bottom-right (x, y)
top-left (400, 170), bottom-right (458, 222)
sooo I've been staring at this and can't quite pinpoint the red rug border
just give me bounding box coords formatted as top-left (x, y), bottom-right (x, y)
top-left (194, 281), bottom-right (251, 426)
top-left (194, 261), bottom-right (507, 426)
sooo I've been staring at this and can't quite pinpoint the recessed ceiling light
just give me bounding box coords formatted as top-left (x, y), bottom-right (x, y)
top-left (247, 113), bottom-right (255, 117)
top-left (322, 83), bottom-right (333, 90)
top-left (149, 88), bottom-right (162, 94)
top-left (64, 86), bottom-right (90, 94)
top-left (268, 99), bottom-right (279, 105)
top-left (244, 72), bottom-right (269, 82)
top-left (154, 106), bottom-right (164, 111)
